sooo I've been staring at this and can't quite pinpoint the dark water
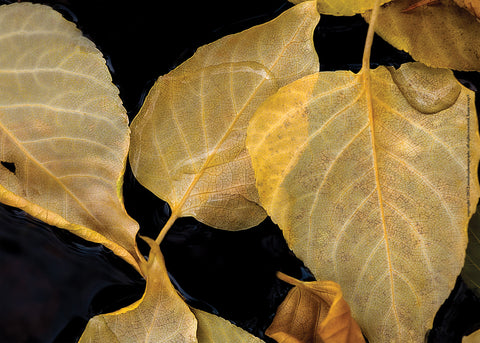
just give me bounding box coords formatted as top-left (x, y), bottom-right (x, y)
top-left (0, 0), bottom-right (480, 342)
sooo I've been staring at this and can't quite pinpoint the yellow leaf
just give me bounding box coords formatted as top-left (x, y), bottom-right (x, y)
top-left (129, 1), bottom-right (319, 233)
top-left (463, 328), bottom-right (480, 343)
top-left (289, 0), bottom-right (391, 16)
top-left (0, 3), bottom-right (140, 271)
top-left (453, 0), bottom-right (480, 19)
top-left (192, 308), bottom-right (265, 342)
top-left (79, 237), bottom-right (198, 343)
top-left (246, 62), bottom-right (480, 342)
top-left (266, 272), bottom-right (365, 343)
top-left (363, 0), bottom-right (480, 71)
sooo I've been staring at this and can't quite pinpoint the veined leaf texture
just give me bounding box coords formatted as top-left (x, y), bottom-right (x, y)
top-left (288, 0), bottom-right (391, 16)
top-left (129, 1), bottom-right (320, 231)
top-left (247, 62), bottom-right (480, 342)
top-left (0, 3), bottom-right (140, 270)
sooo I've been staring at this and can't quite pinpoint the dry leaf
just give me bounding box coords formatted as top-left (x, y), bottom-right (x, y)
top-left (0, 3), bottom-right (140, 270)
top-left (129, 1), bottom-right (319, 231)
top-left (363, 0), bottom-right (480, 71)
top-left (266, 272), bottom-right (365, 343)
top-left (192, 308), bottom-right (264, 342)
top-left (79, 237), bottom-right (198, 343)
top-left (289, 0), bottom-right (391, 16)
top-left (246, 62), bottom-right (480, 342)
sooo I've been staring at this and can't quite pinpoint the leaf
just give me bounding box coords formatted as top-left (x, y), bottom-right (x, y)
top-left (265, 272), bottom-right (365, 343)
top-left (288, 0), bottom-right (391, 16)
top-left (79, 237), bottom-right (198, 343)
top-left (246, 62), bottom-right (480, 342)
top-left (191, 308), bottom-right (265, 342)
top-left (462, 204), bottom-right (480, 297)
top-left (129, 1), bottom-right (319, 232)
top-left (463, 328), bottom-right (480, 343)
top-left (453, 0), bottom-right (480, 19)
top-left (363, 0), bottom-right (480, 71)
top-left (0, 3), bottom-right (140, 270)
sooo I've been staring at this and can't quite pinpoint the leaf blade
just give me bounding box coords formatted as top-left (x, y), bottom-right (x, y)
top-left (247, 62), bottom-right (480, 342)
top-left (0, 3), bottom-right (140, 270)
top-left (129, 1), bottom-right (320, 231)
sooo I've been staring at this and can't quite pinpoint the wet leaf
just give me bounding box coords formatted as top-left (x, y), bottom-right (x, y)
top-left (463, 328), bottom-right (480, 343)
top-left (363, 0), bottom-right (480, 71)
top-left (129, 1), bottom-right (319, 232)
top-left (247, 62), bottom-right (480, 342)
top-left (462, 204), bottom-right (480, 297)
top-left (0, 3), bottom-right (140, 270)
top-left (79, 237), bottom-right (198, 343)
top-left (265, 272), bottom-right (365, 343)
top-left (192, 308), bottom-right (265, 342)
top-left (289, 0), bottom-right (391, 16)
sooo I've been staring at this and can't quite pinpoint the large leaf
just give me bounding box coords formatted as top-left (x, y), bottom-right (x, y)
top-left (129, 1), bottom-right (319, 232)
top-left (288, 0), bottom-right (391, 16)
top-left (265, 272), bottom-right (365, 343)
top-left (363, 0), bottom-right (480, 71)
top-left (192, 308), bottom-right (264, 342)
top-left (0, 3), bottom-right (140, 270)
top-left (79, 237), bottom-right (198, 343)
top-left (462, 203), bottom-right (480, 297)
top-left (463, 328), bottom-right (480, 343)
top-left (246, 62), bottom-right (480, 342)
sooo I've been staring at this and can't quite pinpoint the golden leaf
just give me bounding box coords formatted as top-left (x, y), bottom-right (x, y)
top-left (453, 0), bottom-right (480, 18)
top-left (363, 0), bottom-right (480, 71)
top-left (129, 1), bottom-right (319, 233)
top-left (463, 328), bottom-right (480, 343)
top-left (266, 272), bottom-right (365, 343)
top-left (192, 308), bottom-right (265, 342)
top-left (0, 3), bottom-right (140, 271)
top-left (79, 237), bottom-right (198, 343)
top-left (288, 0), bottom-right (391, 16)
top-left (246, 62), bottom-right (480, 342)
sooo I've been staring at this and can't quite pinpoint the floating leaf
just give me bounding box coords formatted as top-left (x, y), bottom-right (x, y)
top-left (289, 0), bottom-right (391, 16)
top-left (79, 237), bottom-right (198, 343)
top-left (129, 1), bottom-right (319, 232)
top-left (0, 3), bottom-right (140, 270)
top-left (462, 204), bottom-right (480, 297)
top-left (463, 328), bottom-right (480, 343)
top-left (247, 62), bottom-right (480, 342)
top-left (192, 308), bottom-right (264, 342)
top-left (363, 0), bottom-right (480, 71)
top-left (266, 272), bottom-right (365, 343)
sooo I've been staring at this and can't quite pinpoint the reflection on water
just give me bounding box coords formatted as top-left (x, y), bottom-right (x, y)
top-left (0, 203), bottom-right (144, 343)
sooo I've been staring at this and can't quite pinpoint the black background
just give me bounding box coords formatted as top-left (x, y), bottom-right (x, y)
top-left (0, 0), bottom-right (479, 342)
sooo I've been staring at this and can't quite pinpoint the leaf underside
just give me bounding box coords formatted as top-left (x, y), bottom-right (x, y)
top-left (363, 0), bottom-right (480, 71)
top-left (129, 1), bottom-right (320, 231)
top-left (289, 0), bottom-right (392, 16)
top-left (0, 3), bottom-right (140, 270)
top-left (247, 62), bottom-right (480, 342)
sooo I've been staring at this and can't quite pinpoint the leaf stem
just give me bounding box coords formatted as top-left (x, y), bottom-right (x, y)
top-left (362, 0), bottom-right (382, 71)
top-left (155, 211), bottom-right (179, 245)
top-left (276, 271), bottom-right (304, 287)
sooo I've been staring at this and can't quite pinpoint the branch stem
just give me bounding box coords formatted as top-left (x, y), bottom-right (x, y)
top-left (362, 0), bottom-right (382, 71)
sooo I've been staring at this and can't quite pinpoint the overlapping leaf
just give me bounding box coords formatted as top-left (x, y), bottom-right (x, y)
top-left (266, 272), bottom-right (364, 343)
top-left (463, 328), bottom-right (480, 343)
top-left (247, 62), bottom-right (480, 342)
top-left (129, 1), bottom-right (319, 231)
top-left (192, 308), bottom-right (265, 342)
top-left (0, 3), bottom-right (140, 270)
top-left (288, 0), bottom-right (391, 15)
top-left (363, 0), bottom-right (480, 71)
top-left (79, 237), bottom-right (198, 343)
